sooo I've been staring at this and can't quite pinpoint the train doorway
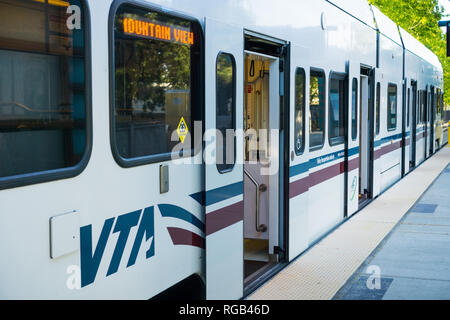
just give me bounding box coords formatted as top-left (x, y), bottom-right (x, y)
top-left (429, 87), bottom-right (435, 156)
top-left (243, 51), bottom-right (280, 286)
top-left (358, 68), bottom-right (374, 207)
top-left (242, 33), bottom-right (289, 291)
top-left (410, 81), bottom-right (417, 168)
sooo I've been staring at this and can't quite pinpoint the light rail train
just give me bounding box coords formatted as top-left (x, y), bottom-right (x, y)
top-left (0, 0), bottom-right (446, 299)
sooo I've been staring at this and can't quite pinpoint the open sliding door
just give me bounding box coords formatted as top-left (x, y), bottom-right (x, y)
top-left (204, 17), bottom-right (244, 300)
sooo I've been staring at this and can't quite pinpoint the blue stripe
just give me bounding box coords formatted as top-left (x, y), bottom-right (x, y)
top-left (374, 133), bottom-right (404, 148)
top-left (189, 181), bottom-right (243, 207)
top-left (289, 161), bottom-right (310, 177)
top-left (290, 146), bottom-right (360, 178)
top-left (289, 147), bottom-right (352, 178)
top-left (349, 146), bottom-right (360, 157)
top-left (309, 150), bottom-right (345, 170)
top-left (204, 181), bottom-right (243, 206)
top-left (158, 204), bottom-right (204, 231)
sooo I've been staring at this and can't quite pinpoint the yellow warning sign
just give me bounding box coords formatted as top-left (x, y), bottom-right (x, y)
top-left (177, 117), bottom-right (189, 143)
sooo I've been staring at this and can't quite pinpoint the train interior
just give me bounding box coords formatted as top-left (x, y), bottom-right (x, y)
top-left (358, 73), bottom-right (372, 206)
top-left (243, 52), bottom-right (280, 285)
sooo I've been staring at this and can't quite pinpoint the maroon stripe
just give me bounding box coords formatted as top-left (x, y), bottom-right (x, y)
top-left (405, 138), bottom-right (411, 146)
top-left (206, 201), bottom-right (243, 236)
top-left (289, 176), bottom-right (310, 199)
top-left (374, 141), bottom-right (402, 160)
top-left (290, 139), bottom-right (406, 199)
top-left (290, 160), bottom-right (348, 199)
top-left (348, 157), bottom-right (360, 171)
top-left (416, 133), bottom-right (425, 141)
top-left (310, 161), bottom-right (343, 186)
top-left (167, 227), bottom-right (205, 249)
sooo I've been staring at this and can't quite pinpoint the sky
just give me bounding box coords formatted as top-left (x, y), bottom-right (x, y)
top-left (440, 0), bottom-right (450, 15)
top-left (440, 0), bottom-right (450, 32)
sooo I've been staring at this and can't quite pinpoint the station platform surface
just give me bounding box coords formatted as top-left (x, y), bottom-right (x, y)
top-left (248, 146), bottom-right (450, 300)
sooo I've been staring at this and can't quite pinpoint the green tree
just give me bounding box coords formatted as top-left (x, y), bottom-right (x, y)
top-left (369, 0), bottom-right (449, 108)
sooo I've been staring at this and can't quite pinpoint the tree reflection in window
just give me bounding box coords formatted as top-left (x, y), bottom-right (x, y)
top-left (114, 7), bottom-right (201, 160)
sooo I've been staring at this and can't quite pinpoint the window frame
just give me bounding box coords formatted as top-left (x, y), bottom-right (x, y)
top-left (109, 0), bottom-right (204, 168)
top-left (0, 0), bottom-right (92, 191)
top-left (387, 83), bottom-right (398, 132)
top-left (215, 51), bottom-right (236, 174)
top-left (351, 78), bottom-right (358, 141)
top-left (328, 71), bottom-right (347, 147)
top-left (407, 87), bottom-right (410, 128)
top-left (309, 67), bottom-right (327, 152)
top-left (294, 67), bottom-right (306, 156)
top-left (376, 82), bottom-right (381, 135)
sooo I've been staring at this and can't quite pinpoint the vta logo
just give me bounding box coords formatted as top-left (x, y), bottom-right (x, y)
top-left (80, 207), bottom-right (155, 287)
top-left (350, 176), bottom-right (358, 201)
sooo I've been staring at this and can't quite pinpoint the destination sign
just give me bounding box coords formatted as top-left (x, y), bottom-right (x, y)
top-left (122, 15), bottom-right (194, 46)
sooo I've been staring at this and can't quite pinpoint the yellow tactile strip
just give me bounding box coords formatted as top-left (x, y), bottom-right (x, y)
top-left (248, 148), bottom-right (450, 300)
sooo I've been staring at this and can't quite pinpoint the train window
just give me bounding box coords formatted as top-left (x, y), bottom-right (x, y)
top-left (436, 90), bottom-right (439, 117)
top-left (437, 89), bottom-right (442, 119)
top-left (112, 4), bottom-right (202, 165)
top-left (351, 78), bottom-right (358, 141)
top-left (407, 88), bottom-right (410, 128)
top-left (216, 53), bottom-right (236, 173)
top-left (294, 68), bottom-right (306, 155)
top-left (376, 82), bottom-right (381, 135)
top-left (310, 69), bottom-right (326, 150)
top-left (0, 0), bottom-right (89, 183)
top-left (328, 73), bottom-right (346, 145)
top-left (417, 91), bottom-right (421, 125)
top-left (387, 84), bottom-right (397, 131)
top-left (419, 90), bottom-right (425, 124)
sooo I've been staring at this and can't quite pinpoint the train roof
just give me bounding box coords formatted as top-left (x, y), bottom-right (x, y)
top-left (326, 0), bottom-right (376, 29)
top-left (399, 27), bottom-right (443, 71)
top-left (370, 5), bottom-right (403, 46)
top-left (369, 4), bottom-right (442, 72)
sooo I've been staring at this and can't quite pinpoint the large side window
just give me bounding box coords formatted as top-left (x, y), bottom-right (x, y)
top-left (376, 82), bottom-right (381, 135)
top-left (295, 68), bottom-right (306, 154)
top-left (417, 91), bottom-right (422, 125)
top-left (310, 69), bottom-right (326, 150)
top-left (112, 4), bottom-right (202, 165)
top-left (328, 73), bottom-right (346, 145)
top-left (0, 0), bottom-right (89, 183)
top-left (387, 84), bottom-right (397, 131)
top-left (351, 78), bottom-right (358, 141)
top-left (436, 89), bottom-right (441, 119)
top-left (420, 90), bottom-right (425, 124)
top-left (216, 53), bottom-right (236, 173)
top-left (407, 88), bottom-right (410, 128)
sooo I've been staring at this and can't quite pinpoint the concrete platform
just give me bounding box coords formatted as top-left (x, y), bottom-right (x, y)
top-left (248, 147), bottom-right (450, 300)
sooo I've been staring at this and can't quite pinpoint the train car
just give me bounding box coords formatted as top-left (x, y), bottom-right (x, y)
top-left (0, 0), bottom-right (444, 300)
top-left (399, 27), bottom-right (444, 173)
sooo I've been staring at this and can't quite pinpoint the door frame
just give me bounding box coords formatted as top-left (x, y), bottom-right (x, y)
top-left (358, 66), bottom-right (375, 204)
top-left (401, 77), bottom-right (407, 177)
top-left (204, 17), bottom-right (245, 300)
top-left (411, 80), bottom-right (417, 168)
top-left (429, 86), bottom-right (435, 155)
top-left (424, 87), bottom-right (428, 159)
top-left (242, 31), bottom-right (290, 294)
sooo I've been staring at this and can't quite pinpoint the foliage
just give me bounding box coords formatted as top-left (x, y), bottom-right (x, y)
top-left (368, 0), bottom-right (449, 107)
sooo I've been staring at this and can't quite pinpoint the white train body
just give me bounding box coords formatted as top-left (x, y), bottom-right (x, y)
top-left (0, 0), bottom-right (444, 299)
